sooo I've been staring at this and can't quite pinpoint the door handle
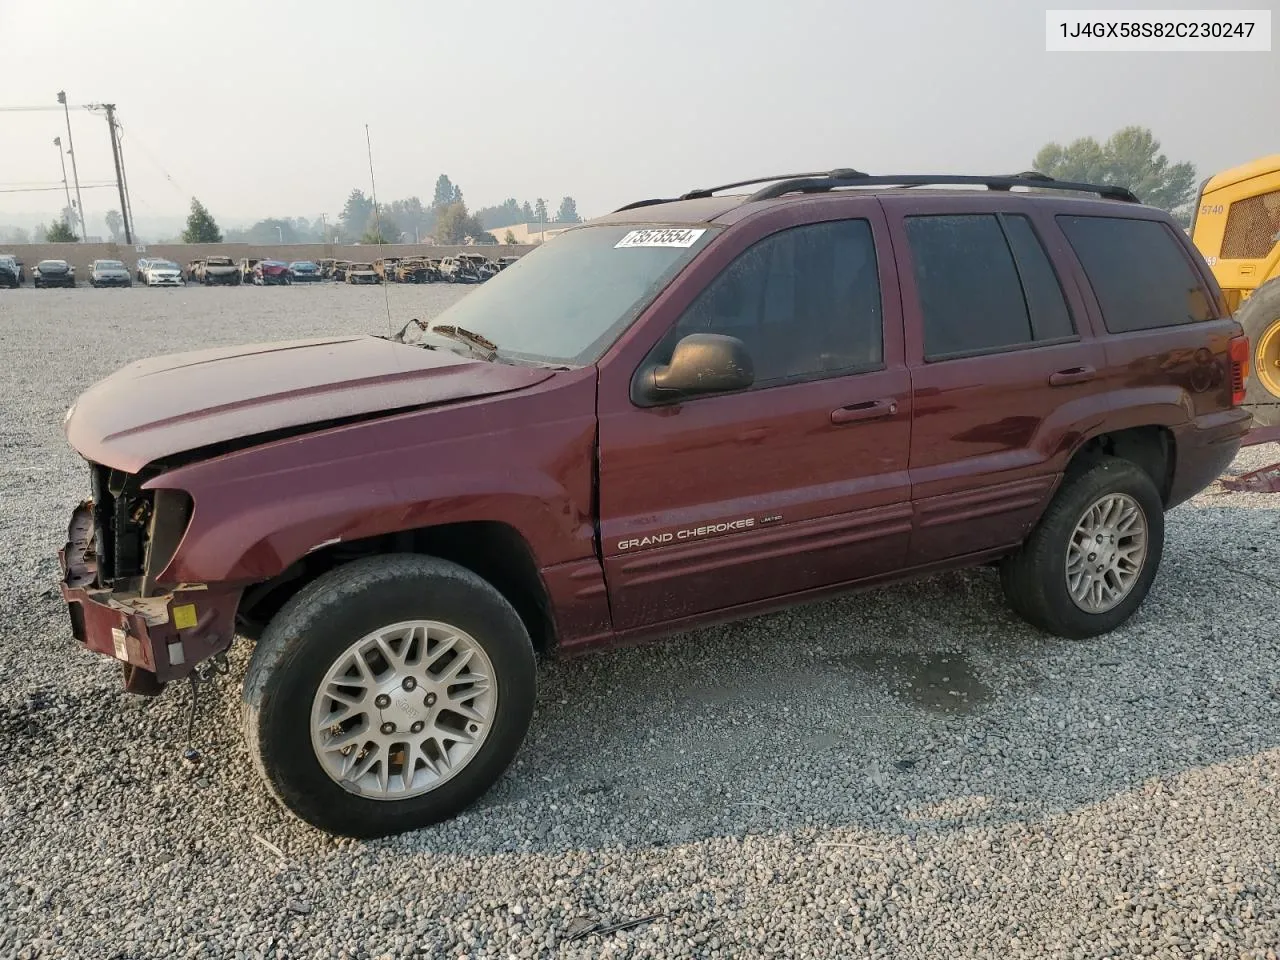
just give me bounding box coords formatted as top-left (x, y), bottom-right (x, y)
top-left (830, 399), bottom-right (898, 425)
top-left (1048, 365), bottom-right (1097, 387)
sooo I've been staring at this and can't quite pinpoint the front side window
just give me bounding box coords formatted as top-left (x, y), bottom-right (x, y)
top-left (660, 219), bottom-right (883, 387)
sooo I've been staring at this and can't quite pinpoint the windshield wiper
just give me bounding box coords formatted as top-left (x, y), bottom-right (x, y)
top-left (430, 324), bottom-right (499, 356)
top-left (388, 318), bottom-right (499, 362)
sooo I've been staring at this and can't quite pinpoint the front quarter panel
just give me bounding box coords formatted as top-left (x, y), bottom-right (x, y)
top-left (145, 370), bottom-right (599, 584)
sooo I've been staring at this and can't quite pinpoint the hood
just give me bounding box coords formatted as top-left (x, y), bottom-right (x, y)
top-left (95, 267), bottom-right (129, 276)
top-left (65, 335), bottom-right (554, 472)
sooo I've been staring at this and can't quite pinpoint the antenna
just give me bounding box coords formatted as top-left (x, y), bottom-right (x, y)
top-left (366, 124), bottom-right (394, 337)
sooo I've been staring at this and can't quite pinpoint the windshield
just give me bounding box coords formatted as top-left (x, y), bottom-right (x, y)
top-left (98, 260), bottom-right (124, 268)
top-left (153, 261), bottom-right (178, 270)
top-left (429, 223), bottom-right (719, 364)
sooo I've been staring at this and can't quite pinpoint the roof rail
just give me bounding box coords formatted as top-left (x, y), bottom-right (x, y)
top-left (611, 168), bottom-right (869, 213)
top-left (747, 172), bottom-right (1139, 203)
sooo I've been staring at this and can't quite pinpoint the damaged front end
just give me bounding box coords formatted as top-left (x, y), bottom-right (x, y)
top-left (58, 463), bottom-right (239, 695)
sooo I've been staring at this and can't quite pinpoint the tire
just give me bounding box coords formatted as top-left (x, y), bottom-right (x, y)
top-left (1237, 279), bottom-right (1280, 428)
top-left (1000, 457), bottom-right (1164, 639)
top-left (242, 554), bottom-right (537, 838)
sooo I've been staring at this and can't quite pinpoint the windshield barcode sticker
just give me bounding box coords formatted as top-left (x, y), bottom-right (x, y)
top-left (615, 228), bottom-right (706, 249)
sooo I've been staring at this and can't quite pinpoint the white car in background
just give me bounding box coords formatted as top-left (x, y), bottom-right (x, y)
top-left (143, 259), bottom-right (184, 286)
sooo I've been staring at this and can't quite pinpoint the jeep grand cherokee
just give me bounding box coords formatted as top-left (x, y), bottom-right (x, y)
top-left (57, 169), bottom-right (1252, 837)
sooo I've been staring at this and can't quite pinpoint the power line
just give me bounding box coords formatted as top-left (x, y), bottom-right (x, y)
top-left (0, 184), bottom-right (118, 194)
top-left (114, 122), bottom-right (187, 197)
top-left (0, 104), bottom-right (91, 112)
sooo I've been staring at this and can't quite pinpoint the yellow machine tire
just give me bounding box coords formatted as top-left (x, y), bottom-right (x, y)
top-left (1238, 279), bottom-right (1280, 428)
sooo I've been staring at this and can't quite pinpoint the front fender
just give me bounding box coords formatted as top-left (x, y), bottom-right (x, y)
top-left (144, 373), bottom-right (598, 585)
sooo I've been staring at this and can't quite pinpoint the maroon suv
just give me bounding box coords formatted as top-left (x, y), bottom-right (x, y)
top-left (57, 170), bottom-right (1252, 837)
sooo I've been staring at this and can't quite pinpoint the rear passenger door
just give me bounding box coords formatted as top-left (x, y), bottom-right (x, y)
top-left (884, 198), bottom-right (1109, 566)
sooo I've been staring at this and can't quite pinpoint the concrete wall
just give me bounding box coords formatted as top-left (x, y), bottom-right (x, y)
top-left (1, 241), bottom-right (538, 278)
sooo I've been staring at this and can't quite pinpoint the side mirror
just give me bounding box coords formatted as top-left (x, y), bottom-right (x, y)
top-left (634, 333), bottom-right (754, 405)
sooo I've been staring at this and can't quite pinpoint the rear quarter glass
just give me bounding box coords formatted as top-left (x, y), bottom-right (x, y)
top-left (1056, 215), bottom-right (1216, 333)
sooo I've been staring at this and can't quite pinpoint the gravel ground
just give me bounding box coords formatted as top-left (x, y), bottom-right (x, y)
top-left (2, 285), bottom-right (1279, 960)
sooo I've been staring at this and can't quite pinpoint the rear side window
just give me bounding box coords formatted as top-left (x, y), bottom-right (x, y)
top-left (905, 214), bottom-right (1076, 359)
top-left (1057, 216), bottom-right (1215, 332)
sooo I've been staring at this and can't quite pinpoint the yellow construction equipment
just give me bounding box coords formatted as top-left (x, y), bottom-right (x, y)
top-left (1190, 154), bottom-right (1280, 427)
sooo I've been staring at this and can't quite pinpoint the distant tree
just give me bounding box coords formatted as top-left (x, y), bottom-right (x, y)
top-left (534, 198), bottom-right (549, 224)
top-left (340, 189), bottom-right (374, 239)
top-left (477, 198), bottom-right (525, 230)
top-left (182, 198), bottom-right (223, 243)
top-left (432, 175), bottom-right (463, 209)
top-left (389, 196), bottom-right (431, 241)
top-left (104, 210), bottom-right (124, 241)
top-left (555, 197), bottom-right (581, 223)
top-left (434, 202), bottom-right (469, 243)
top-left (46, 218), bottom-right (79, 242)
top-left (32, 223), bottom-right (48, 242)
top-left (1033, 126), bottom-right (1196, 224)
top-left (360, 207), bottom-right (400, 244)
top-left (521, 201), bottom-right (534, 222)
top-left (504, 229), bottom-right (517, 244)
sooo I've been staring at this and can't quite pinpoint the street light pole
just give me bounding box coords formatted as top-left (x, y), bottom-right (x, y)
top-left (56, 91), bottom-right (87, 240)
top-left (276, 226), bottom-right (283, 243)
top-left (52, 137), bottom-right (73, 218)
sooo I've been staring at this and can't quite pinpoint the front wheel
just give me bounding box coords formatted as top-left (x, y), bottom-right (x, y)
top-left (242, 554), bottom-right (537, 838)
top-left (1000, 457), bottom-right (1164, 639)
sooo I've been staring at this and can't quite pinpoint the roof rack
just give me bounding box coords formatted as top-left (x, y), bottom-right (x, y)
top-left (612, 169), bottom-right (1138, 213)
top-left (745, 171), bottom-right (1139, 203)
top-left (611, 168), bottom-right (869, 213)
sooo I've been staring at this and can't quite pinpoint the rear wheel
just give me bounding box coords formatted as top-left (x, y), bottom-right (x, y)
top-left (1000, 457), bottom-right (1164, 639)
top-left (242, 554), bottom-right (537, 838)
top-left (1239, 279), bottom-right (1280, 428)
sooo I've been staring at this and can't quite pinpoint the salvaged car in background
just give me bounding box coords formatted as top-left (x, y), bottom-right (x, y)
top-left (88, 260), bottom-right (133, 288)
top-left (238, 258), bottom-right (261, 285)
top-left (253, 260), bottom-right (292, 285)
top-left (373, 257), bottom-right (401, 282)
top-left (134, 258), bottom-right (155, 283)
top-left (289, 261), bottom-right (321, 282)
top-left (0, 254), bottom-right (19, 288)
top-left (496, 256), bottom-right (520, 271)
top-left (437, 256), bottom-right (476, 282)
top-left (32, 259), bottom-right (75, 288)
top-left (393, 258), bottom-right (431, 283)
top-left (143, 260), bottom-right (184, 287)
top-left (458, 253), bottom-right (490, 282)
top-left (331, 261), bottom-right (352, 282)
top-left (196, 257), bottom-right (240, 285)
top-left (345, 262), bottom-right (379, 284)
top-left (317, 258), bottom-right (338, 279)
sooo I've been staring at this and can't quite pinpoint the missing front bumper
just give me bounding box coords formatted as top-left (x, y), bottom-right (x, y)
top-left (58, 501), bottom-right (240, 691)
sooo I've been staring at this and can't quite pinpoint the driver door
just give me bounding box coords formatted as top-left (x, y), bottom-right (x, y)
top-left (595, 200), bottom-right (913, 632)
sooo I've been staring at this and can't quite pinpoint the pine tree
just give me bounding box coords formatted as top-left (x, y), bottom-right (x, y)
top-left (182, 198), bottom-right (223, 243)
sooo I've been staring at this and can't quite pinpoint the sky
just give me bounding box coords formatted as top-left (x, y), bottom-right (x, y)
top-left (0, 0), bottom-right (1275, 235)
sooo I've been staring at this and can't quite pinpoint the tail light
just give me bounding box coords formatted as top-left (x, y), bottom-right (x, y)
top-left (1229, 335), bottom-right (1250, 406)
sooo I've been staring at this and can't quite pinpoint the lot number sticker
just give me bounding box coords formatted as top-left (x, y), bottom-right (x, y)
top-left (615, 228), bottom-right (706, 249)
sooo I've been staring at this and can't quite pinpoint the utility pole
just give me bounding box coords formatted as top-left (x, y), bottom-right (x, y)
top-left (56, 91), bottom-right (87, 240)
top-left (102, 104), bottom-right (132, 244)
top-left (116, 121), bottom-right (136, 243)
top-left (52, 137), bottom-right (73, 219)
